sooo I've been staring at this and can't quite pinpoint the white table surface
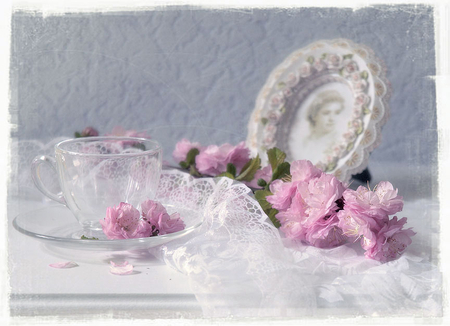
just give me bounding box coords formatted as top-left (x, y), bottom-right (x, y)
top-left (8, 196), bottom-right (202, 318)
top-left (7, 162), bottom-right (442, 319)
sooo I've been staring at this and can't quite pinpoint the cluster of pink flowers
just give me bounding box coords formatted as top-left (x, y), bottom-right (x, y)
top-left (173, 138), bottom-right (251, 176)
top-left (99, 200), bottom-right (185, 240)
top-left (337, 182), bottom-right (415, 262)
top-left (266, 160), bottom-right (415, 262)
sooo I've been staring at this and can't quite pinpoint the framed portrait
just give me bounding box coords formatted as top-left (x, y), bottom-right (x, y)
top-left (247, 39), bottom-right (391, 182)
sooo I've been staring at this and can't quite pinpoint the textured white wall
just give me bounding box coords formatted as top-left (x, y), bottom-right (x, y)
top-left (10, 5), bottom-right (437, 192)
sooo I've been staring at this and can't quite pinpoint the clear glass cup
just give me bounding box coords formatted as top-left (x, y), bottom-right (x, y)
top-left (31, 137), bottom-right (162, 234)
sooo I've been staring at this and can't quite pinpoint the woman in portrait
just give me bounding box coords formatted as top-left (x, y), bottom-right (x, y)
top-left (299, 90), bottom-right (346, 163)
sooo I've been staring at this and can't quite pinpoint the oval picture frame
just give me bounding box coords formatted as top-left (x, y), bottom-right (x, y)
top-left (246, 39), bottom-right (391, 182)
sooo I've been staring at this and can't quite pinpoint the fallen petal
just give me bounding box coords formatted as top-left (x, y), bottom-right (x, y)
top-left (109, 261), bottom-right (134, 275)
top-left (110, 260), bottom-right (129, 267)
top-left (49, 261), bottom-right (79, 269)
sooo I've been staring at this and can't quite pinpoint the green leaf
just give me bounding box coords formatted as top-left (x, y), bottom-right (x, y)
top-left (254, 189), bottom-right (273, 212)
top-left (360, 70), bottom-right (369, 80)
top-left (217, 172), bottom-right (235, 179)
top-left (257, 178), bottom-right (267, 187)
top-left (326, 162), bottom-right (337, 172)
top-left (343, 54), bottom-right (353, 60)
top-left (185, 148), bottom-right (200, 166)
top-left (236, 155), bottom-right (261, 182)
top-left (261, 117), bottom-right (268, 125)
top-left (179, 161), bottom-right (189, 169)
top-left (226, 163), bottom-right (237, 177)
top-left (267, 147), bottom-right (287, 171)
top-left (74, 132), bottom-right (82, 138)
top-left (277, 82), bottom-right (286, 89)
top-left (268, 209), bottom-right (281, 228)
top-left (307, 56), bottom-right (314, 64)
top-left (189, 165), bottom-right (202, 177)
top-left (271, 161), bottom-right (291, 181)
top-left (321, 53), bottom-right (327, 59)
top-left (81, 235), bottom-right (99, 240)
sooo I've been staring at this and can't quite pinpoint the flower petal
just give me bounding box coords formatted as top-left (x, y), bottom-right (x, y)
top-left (49, 261), bottom-right (79, 269)
top-left (109, 261), bottom-right (134, 275)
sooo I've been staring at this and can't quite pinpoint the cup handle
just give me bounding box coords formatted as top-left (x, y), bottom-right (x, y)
top-left (31, 155), bottom-right (66, 205)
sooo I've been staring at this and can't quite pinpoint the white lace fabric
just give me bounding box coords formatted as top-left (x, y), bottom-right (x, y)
top-left (11, 139), bottom-right (442, 318)
top-left (153, 170), bottom-right (441, 318)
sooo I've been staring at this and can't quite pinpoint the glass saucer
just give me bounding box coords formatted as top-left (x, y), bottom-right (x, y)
top-left (13, 204), bottom-right (203, 251)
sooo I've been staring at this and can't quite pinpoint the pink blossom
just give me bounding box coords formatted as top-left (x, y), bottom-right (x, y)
top-left (343, 181), bottom-right (403, 220)
top-left (373, 181), bottom-right (404, 215)
top-left (267, 179), bottom-right (297, 211)
top-left (141, 199), bottom-right (185, 235)
top-left (290, 160), bottom-right (323, 183)
top-left (299, 62), bottom-right (312, 77)
top-left (195, 141), bottom-right (251, 176)
top-left (364, 217), bottom-right (415, 262)
top-left (355, 93), bottom-right (370, 107)
top-left (305, 215), bottom-right (347, 248)
top-left (296, 173), bottom-right (346, 227)
top-left (279, 219), bottom-right (306, 240)
top-left (106, 126), bottom-right (150, 139)
top-left (80, 127), bottom-right (99, 137)
top-left (286, 72), bottom-right (299, 87)
top-left (270, 93), bottom-right (285, 108)
top-left (100, 202), bottom-right (151, 239)
top-left (336, 208), bottom-right (378, 245)
top-left (343, 60), bottom-right (358, 75)
top-left (326, 54), bottom-right (342, 68)
top-left (244, 165), bottom-right (272, 189)
top-left (105, 126), bottom-right (150, 147)
top-left (173, 138), bottom-right (203, 163)
top-left (313, 58), bottom-right (326, 72)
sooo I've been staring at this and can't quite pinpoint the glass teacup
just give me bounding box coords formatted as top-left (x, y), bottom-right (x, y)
top-left (31, 137), bottom-right (162, 235)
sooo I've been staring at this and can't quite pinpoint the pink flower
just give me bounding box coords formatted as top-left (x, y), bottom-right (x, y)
top-left (80, 126), bottom-right (99, 137)
top-left (100, 202), bottom-right (151, 239)
top-left (336, 208), bottom-right (378, 245)
top-left (305, 215), bottom-right (347, 248)
top-left (267, 179), bottom-right (297, 211)
top-left (105, 126), bottom-right (150, 147)
top-left (270, 93), bottom-right (285, 108)
top-left (343, 60), bottom-right (358, 75)
top-left (364, 217), bottom-right (416, 262)
top-left (173, 138), bottom-right (203, 163)
top-left (107, 126), bottom-right (150, 139)
top-left (244, 165), bottom-right (272, 189)
top-left (141, 199), bottom-right (185, 235)
top-left (313, 58), bottom-right (326, 72)
top-left (195, 141), bottom-right (251, 176)
top-left (326, 54), bottom-right (342, 68)
top-left (296, 173), bottom-right (346, 227)
top-left (343, 181), bottom-right (403, 220)
top-left (299, 62), bottom-right (312, 77)
top-left (373, 181), bottom-right (404, 215)
top-left (290, 160), bottom-right (323, 183)
top-left (286, 72), bottom-right (299, 87)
